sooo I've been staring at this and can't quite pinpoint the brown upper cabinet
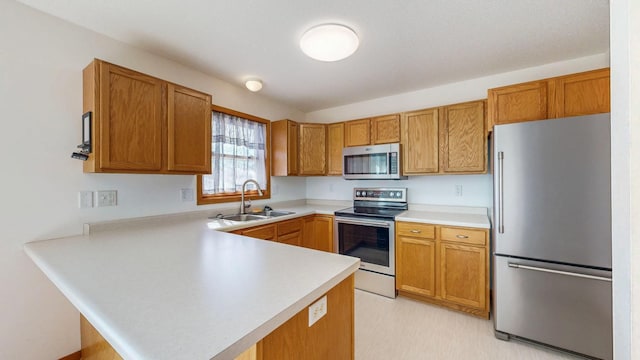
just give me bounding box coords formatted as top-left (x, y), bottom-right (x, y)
top-left (439, 100), bottom-right (486, 173)
top-left (271, 120), bottom-right (298, 176)
top-left (553, 69), bottom-right (610, 118)
top-left (371, 114), bottom-right (401, 144)
top-left (298, 123), bottom-right (327, 175)
top-left (344, 114), bottom-right (401, 147)
top-left (344, 118), bottom-right (371, 147)
top-left (327, 123), bottom-right (345, 175)
top-left (272, 120), bottom-right (327, 176)
top-left (401, 108), bottom-right (439, 174)
top-left (82, 59), bottom-right (211, 174)
top-left (488, 68), bottom-right (610, 127)
top-left (401, 100), bottom-right (487, 175)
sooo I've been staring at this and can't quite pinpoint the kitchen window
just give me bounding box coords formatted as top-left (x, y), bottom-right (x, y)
top-left (197, 105), bottom-right (271, 205)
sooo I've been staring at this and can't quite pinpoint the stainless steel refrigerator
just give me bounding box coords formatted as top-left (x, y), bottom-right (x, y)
top-left (492, 113), bottom-right (612, 360)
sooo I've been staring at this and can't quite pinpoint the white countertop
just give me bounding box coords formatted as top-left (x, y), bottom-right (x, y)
top-left (24, 200), bottom-right (489, 359)
top-left (396, 209), bottom-right (491, 229)
top-left (24, 217), bottom-right (359, 360)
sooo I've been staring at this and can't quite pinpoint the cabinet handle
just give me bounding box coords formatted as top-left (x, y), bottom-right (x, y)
top-left (410, 230), bottom-right (421, 234)
top-left (456, 234), bottom-right (469, 239)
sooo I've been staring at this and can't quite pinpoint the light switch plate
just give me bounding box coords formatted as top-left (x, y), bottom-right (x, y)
top-left (78, 191), bottom-right (94, 208)
top-left (308, 295), bottom-right (327, 327)
top-left (180, 188), bottom-right (194, 202)
top-left (96, 190), bottom-right (117, 207)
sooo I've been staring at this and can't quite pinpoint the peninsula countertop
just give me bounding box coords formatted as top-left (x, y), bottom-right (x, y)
top-left (24, 216), bottom-right (360, 360)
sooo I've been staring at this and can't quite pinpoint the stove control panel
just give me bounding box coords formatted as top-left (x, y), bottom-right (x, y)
top-left (353, 188), bottom-right (407, 202)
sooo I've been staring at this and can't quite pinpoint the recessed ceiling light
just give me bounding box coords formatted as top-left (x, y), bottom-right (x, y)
top-left (300, 24), bottom-right (359, 62)
top-left (245, 79), bottom-right (263, 92)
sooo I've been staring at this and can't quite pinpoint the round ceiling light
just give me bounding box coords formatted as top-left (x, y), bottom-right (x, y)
top-left (245, 79), bottom-right (263, 92)
top-left (300, 24), bottom-right (359, 62)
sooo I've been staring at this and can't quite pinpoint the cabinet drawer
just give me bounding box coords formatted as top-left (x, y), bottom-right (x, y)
top-left (396, 222), bottom-right (435, 239)
top-left (278, 231), bottom-right (302, 247)
top-left (441, 227), bottom-right (486, 246)
top-left (277, 218), bottom-right (304, 236)
top-left (242, 224), bottom-right (276, 241)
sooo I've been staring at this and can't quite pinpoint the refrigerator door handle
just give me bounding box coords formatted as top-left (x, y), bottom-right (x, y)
top-left (497, 151), bottom-right (505, 233)
top-left (508, 263), bottom-right (612, 282)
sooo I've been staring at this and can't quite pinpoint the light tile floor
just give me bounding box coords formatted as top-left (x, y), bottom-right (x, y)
top-left (355, 290), bottom-right (584, 360)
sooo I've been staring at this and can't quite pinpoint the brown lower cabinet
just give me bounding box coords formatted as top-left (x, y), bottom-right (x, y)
top-left (80, 274), bottom-right (355, 360)
top-left (236, 215), bottom-right (334, 252)
top-left (396, 221), bottom-right (490, 319)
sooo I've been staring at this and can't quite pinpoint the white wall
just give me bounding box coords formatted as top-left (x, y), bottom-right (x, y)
top-left (0, 1), bottom-right (305, 359)
top-left (306, 175), bottom-right (492, 207)
top-left (610, 0), bottom-right (639, 359)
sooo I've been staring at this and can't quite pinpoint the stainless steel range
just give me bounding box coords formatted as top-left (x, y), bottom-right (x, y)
top-left (334, 187), bottom-right (407, 298)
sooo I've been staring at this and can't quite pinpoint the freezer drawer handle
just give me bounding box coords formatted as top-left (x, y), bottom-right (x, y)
top-left (508, 263), bottom-right (612, 282)
top-left (455, 234), bottom-right (469, 239)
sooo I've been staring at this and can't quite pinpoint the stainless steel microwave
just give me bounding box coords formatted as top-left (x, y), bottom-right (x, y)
top-left (343, 143), bottom-right (407, 180)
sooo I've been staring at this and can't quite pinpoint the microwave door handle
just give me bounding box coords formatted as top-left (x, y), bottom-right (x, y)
top-left (335, 218), bottom-right (391, 228)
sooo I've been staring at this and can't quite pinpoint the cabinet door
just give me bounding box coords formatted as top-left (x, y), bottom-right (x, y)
top-left (167, 84), bottom-right (211, 173)
top-left (301, 216), bottom-right (316, 249)
top-left (440, 242), bottom-right (486, 309)
top-left (271, 120), bottom-right (298, 176)
top-left (396, 235), bottom-right (437, 297)
top-left (327, 123), bottom-right (344, 175)
top-left (401, 108), bottom-right (439, 174)
top-left (98, 62), bottom-right (163, 171)
top-left (440, 101), bottom-right (486, 173)
top-left (552, 68), bottom-right (610, 118)
top-left (488, 80), bottom-right (549, 126)
top-left (287, 121), bottom-right (299, 175)
top-left (371, 114), bottom-right (400, 144)
top-left (314, 215), bottom-right (334, 252)
top-left (241, 224), bottom-right (277, 241)
top-left (299, 124), bottom-right (326, 175)
top-left (344, 119), bottom-right (371, 147)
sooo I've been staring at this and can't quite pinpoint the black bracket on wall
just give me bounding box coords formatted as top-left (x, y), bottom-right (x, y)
top-left (71, 111), bottom-right (92, 161)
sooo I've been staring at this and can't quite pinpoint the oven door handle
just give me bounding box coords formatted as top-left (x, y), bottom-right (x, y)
top-left (334, 217), bottom-right (392, 228)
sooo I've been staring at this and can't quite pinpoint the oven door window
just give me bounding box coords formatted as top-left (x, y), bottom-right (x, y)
top-left (337, 222), bottom-right (389, 267)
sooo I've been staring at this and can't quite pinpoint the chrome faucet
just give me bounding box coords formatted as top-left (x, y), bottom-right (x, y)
top-left (240, 179), bottom-right (263, 214)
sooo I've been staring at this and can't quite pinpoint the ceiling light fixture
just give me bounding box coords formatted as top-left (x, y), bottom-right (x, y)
top-left (245, 79), bottom-right (263, 92)
top-left (300, 23), bottom-right (359, 62)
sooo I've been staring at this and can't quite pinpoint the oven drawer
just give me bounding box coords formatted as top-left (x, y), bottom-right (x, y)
top-left (396, 222), bottom-right (435, 239)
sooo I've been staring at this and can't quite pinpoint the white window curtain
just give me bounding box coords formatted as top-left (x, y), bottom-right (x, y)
top-left (202, 112), bottom-right (267, 195)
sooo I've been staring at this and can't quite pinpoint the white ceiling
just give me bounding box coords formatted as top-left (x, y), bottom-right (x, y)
top-left (16, 0), bottom-right (609, 112)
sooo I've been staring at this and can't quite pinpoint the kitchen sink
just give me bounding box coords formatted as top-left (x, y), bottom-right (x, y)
top-left (221, 214), bottom-right (268, 222)
top-left (251, 210), bottom-right (295, 217)
top-left (212, 210), bottom-right (296, 222)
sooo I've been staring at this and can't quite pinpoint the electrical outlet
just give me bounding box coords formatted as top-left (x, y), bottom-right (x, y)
top-left (78, 191), bottom-right (94, 208)
top-left (96, 190), bottom-right (117, 207)
top-left (180, 188), bottom-right (194, 202)
top-left (455, 185), bottom-right (463, 197)
top-left (308, 295), bottom-right (327, 327)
